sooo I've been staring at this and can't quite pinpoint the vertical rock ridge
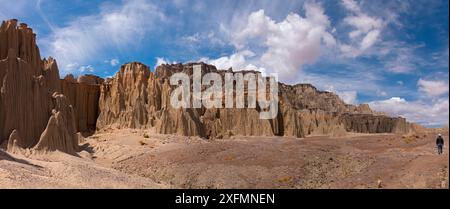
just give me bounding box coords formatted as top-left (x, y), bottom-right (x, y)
top-left (97, 62), bottom-right (411, 139)
top-left (61, 74), bottom-right (103, 133)
top-left (0, 19), bottom-right (79, 154)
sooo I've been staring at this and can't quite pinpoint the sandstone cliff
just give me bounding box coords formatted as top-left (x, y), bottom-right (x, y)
top-left (0, 19), bottom-right (78, 154)
top-left (61, 74), bottom-right (103, 133)
top-left (97, 62), bottom-right (305, 138)
top-left (97, 62), bottom-right (412, 139)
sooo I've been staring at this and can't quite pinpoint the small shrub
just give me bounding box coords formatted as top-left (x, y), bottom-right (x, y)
top-left (278, 176), bottom-right (292, 183)
top-left (224, 155), bottom-right (234, 161)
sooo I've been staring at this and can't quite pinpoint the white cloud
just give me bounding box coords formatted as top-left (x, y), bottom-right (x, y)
top-left (79, 65), bottom-right (94, 73)
top-left (206, 50), bottom-right (256, 70)
top-left (44, 0), bottom-right (165, 74)
top-left (339, 0), bottom-right (384, 57)
top-left (110, 58), bottom-right (119, 66)
top-left (337, 90), bottom-right (358, 104)
top-left (369, 97), bottom-right (449, 127)
top-left (325, 85), bottom-right (358, 104)
top-left (182, 32), bottom-right (225, 47)
top-left (155, 57), bottom-right (178, 67)
top-left (64, 62), bottom-right (94, 73)
top-left (221, 2), bottom-right (335, 83)
top-left (65, 63), bottom-right (80, 72)
top-left (0, 0), bottom-right (30, 21)
top-left (155, 57), bottom-right (169, 67)
top-left (376, 90), bottom-right (388, 97)
top-left (379, 42), bottom-right (424, 74)
top-left (418, 79), bottom-right (449, 97)
top-left (360, 29), bottom-right (380, 51)
top-left (231, 10), bottom-right (274, 49)
top-left (341, 0), bottom-right (361, 13)
top-left (386, 61), bottom-right (413, 73)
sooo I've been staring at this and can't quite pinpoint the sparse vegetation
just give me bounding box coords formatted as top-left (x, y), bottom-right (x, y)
top-left (143, 133), bottom-right (150, 138)
top-left (278, 176), bottom-right (292, 183)
top-left (139, 140), bottom-right (147, 146)
top-left (402, 134), bottom-right (420, 144)
top-left (224, 155), bottom-right (234, 161)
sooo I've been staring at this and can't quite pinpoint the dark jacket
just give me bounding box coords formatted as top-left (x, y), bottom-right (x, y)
top-left (436, 136), bottom-right (444, 145)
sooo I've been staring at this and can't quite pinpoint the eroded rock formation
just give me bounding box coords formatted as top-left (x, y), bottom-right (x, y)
top-left (0, 19), bottom-right (78, 154)
top-left (1, 19), bottom-right (415, 150)
top-left (61, 74), bottom-right (103, 133)
top-left (97, 62), bottom-right (412, 139)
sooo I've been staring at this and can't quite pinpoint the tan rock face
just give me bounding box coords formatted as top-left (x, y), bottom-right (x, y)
top-left (339, 114), bottom-right (410, 134)
top-left (0, 19), bottom-right (78, 154)
top-left (279, 83), bottom-right (373, 114)
top-left (97, 62), bottom-right (411, 138)
top-left (97, 62), bottom-right (151, 129)
top-left (61, 74), bottom-right (103, 132)
top-left (97, 62), bottom-right (306, 138)
top-left (34, 93), bottom-right (78, 154)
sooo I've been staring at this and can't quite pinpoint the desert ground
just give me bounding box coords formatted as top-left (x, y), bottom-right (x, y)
top-left (1, 129), bottom-right (448, 189)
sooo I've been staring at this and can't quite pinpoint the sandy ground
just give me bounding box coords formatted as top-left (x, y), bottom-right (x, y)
top-left (1, 129), bottom-right (448, 189)
top-left (0, 148), bottom-right (166, 188)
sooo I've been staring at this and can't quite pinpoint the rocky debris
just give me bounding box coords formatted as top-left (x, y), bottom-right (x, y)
top-left (61, 74), bottom-right (103, 132)
top-left (0, 19), bottom-right (78, 154)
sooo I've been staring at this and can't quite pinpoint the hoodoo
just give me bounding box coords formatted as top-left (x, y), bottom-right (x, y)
top-left (0, 19), bottom-right (95, 154)
top-left (97, 62), bottom-right (414, 139)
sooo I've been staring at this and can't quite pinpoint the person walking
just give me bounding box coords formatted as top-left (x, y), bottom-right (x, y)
top-left (436, 134), bottom-right (444, 155)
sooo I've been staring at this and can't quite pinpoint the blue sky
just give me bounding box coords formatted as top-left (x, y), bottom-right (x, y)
top-left (1, 0), bottom-right (448, 127)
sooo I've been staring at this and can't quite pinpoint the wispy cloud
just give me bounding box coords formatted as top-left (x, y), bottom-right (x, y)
top-left (109, 58), bottom-right (119, 67)
top-left (338, 0), bottom-right (385, 57)
top-left (418, 79), bottom-right (449, 97)
top-left (369, 97), bottom-right (449, 127)
top-left (0, 0), bottom-right (32, 20)
top-left (42, 0), bottom-right (166, 75)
